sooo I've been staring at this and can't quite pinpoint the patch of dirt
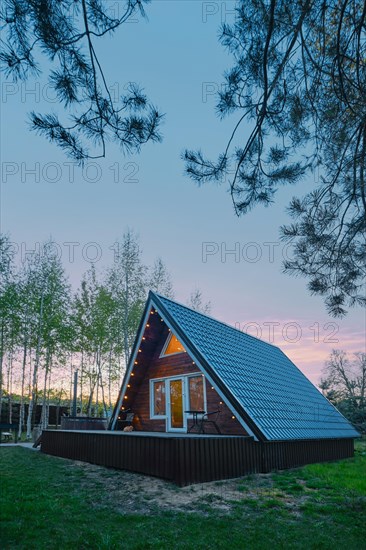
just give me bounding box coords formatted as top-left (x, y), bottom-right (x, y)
top-left (67, 460), bottom-right (310, 516)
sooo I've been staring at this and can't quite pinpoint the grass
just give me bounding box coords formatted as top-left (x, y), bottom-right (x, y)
top-left (1, 439), bottom-right (365, 549)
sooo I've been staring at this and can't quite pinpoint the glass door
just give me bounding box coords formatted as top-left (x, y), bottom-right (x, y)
top-left (167, 378), bottom-right (186, 432)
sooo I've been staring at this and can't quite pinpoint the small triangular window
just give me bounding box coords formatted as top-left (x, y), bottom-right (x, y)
top-left (161, 333), bottom-right (186, 356)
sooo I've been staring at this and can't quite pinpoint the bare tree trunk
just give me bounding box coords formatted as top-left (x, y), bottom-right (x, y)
top-left (92, 355), bottom-right (98, 416)
top-left (28, 349), bottom-right (32, 398)
top-left (96, 350), bottom-right (107, 417)
top-left (0, 321), bottom-right (5, 421)
top-left (26, 289), bottom-right (44, 439)
top-left (80, 350), bottom-right (84, 413)
top-left (40, 351), bottom-right (51, 429)
top-left (108, 346), bottom-right (113, 410)
top-left (7, 350), bottom-right (13, 424)
top-left (87, 379), bottom-right (96, 416)
top-left (69, 354), bottom-right (73, 414)
top-left (123, 272), bottom-right (130, 365)
top-left (95, 365), bottom-right (99, 417)
top-left (46, 369), bottom-right (52, 427)
top-left (18, 337), bottom-right (28, 438)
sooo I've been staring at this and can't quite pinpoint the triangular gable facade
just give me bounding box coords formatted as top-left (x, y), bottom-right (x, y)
top-left (111, 292), bottom-right (359, 441)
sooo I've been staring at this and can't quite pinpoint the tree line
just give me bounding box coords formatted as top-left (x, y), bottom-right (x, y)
top-left (0, 231), bottom-right (210, 438)
top-left (320, 349), bottom-right (366, 433)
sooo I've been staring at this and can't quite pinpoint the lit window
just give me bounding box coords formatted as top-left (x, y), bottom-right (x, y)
top-left (161, 333), bottom-right (186, 356)
top-left (188, 376), bottom-right (204, 411)
top-left (152, 380), bottom-right (166, 416)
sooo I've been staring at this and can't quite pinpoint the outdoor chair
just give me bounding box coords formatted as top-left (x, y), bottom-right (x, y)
top-left (199, 406), bottom-right (222, 434)
top-left (118, 409), bottom-right (135, 430)
top-left (125, 412), bottom-right (135, 425)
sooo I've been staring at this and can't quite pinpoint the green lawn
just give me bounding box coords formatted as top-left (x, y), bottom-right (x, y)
top-left (1, 439), bottom-right (365, 549)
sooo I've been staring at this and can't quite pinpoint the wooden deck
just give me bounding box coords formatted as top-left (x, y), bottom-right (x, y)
top-left (41, 430), bottom-right (354, 486)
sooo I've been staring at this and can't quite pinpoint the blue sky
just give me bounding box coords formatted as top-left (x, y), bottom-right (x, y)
top-left (1, 1), bottom-right (365, 385)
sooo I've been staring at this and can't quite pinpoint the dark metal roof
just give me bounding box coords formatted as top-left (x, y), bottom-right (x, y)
top-left (151, 292), bottom-right (360, 441)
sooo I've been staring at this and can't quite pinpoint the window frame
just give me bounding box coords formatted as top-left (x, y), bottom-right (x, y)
top-left (186, 374), bottom-right (206, 413)
top-left (150, 378), bottom-right (167, 419)
top-left (159, 332), bottom-right (186, 358)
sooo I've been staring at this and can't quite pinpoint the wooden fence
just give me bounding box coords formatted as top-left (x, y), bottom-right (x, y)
top-left (41, 430), bottom-right (355, 486)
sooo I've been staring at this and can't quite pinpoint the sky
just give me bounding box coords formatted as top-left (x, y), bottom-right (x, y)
top-left (1, 0), bottom-right (365, 387)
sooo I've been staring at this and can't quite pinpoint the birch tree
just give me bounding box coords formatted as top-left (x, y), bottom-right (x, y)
top-left (107, 230), bottom-right (147, 365)
top-left (187, 288), bottom-right (212, 315)
top-left (25, 241), bottom-right (71, 437)
top-left (0, 235), bottom-right (18, 420)
top-left (149, 257), bottom-right (174, 299)
top-left (16, 262), bottom-right (35, 436)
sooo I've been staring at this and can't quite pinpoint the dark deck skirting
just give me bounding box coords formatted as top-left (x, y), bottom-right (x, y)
top-left (40, 430), bottom-right (355, 486)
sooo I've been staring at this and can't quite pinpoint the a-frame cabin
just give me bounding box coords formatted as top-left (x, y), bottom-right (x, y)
top-left (110, 292), bottom-right (359, 442)
top-left (41, 292), bottom-right (360, 485)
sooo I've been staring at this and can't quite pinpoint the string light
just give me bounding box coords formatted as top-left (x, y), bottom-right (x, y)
top-left (219, 401), bottom-right (223, 405)
top-left (134, 361), bottom-right (138, 365)
top-left (142, 337), bottom-right (146, 340)
top-left (232, 416), bottom-right (235, 420)
top-left (127, 384), bottom-right (131, 388)
top-left (146, 324), bottom-right (150, 328)
top-left (138, 349), bottom-right (142, 353)
top-left (131, 373), bottom-right (134, 376)
top-left (124, 396), bottom-right (128, 400)
top-left (211, 386), bottom-right (214, 390)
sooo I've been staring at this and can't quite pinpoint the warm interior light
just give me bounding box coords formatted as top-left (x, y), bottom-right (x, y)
top-left (163, 334), bottom-right (186, 355)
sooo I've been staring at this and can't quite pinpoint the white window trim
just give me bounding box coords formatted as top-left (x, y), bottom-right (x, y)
top-left (150, 378), bottom-right (167, 419)
top-left (186, 373), bottom-right (207, 416)
top-left (159, 331), bottom-right (186, 358)
top-left (149, 373), bottom-right (207, 428)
